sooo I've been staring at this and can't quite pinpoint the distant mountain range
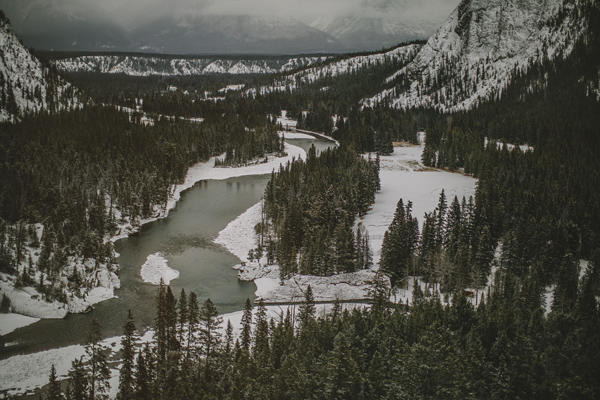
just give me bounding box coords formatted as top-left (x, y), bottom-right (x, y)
top-left (53, 54), bottom-right (330, 76)
top-left (0, 0), bottom-right (454, 54)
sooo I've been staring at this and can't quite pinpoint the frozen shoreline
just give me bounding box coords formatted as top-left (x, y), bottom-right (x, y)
top-left (0, 143), bottom-right (309, 396)
top-left (215, 140), bottom-right (478, 307)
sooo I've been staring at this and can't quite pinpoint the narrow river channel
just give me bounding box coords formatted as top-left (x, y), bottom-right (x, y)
top-left (0, 136), bottom-right (333, 359)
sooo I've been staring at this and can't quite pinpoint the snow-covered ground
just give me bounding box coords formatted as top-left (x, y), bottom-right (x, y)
top-left (0, 313), bottom-right (40, 336)
top-left (484, 137), bottom-right (534, 153)
top-left (276, 110), bottom-right (297, 129)
top-left (278, 131), bottom-right (315, 140)
top-left (0, 330), bottom-right (153, 398)
top-left (361, 142), bottom-right (477, 264)
top-left (216, 139), bottom-right (477, 306)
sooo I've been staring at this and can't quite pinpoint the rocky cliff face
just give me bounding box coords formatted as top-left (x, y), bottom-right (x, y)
top-left (0, 12), bottom-right (83, 122)
top-left (364, 0), bottom-right (596, 110)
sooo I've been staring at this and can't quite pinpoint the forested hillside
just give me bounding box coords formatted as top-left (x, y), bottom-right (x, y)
top-left (0, 103), bottom-right (281, 312)
top-left (261, 146), bottom-right (379, 278)
top-left (0, 11), bottom-right (84, 123)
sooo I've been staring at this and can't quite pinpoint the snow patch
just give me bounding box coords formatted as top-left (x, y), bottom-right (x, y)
top-left (0, 313), bottom-right (40, 336)
top-left (140, 253), bottom-right (180, 285)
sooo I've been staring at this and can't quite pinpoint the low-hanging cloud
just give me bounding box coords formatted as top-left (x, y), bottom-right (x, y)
top-left (98, 0), bottom-right (458, 27)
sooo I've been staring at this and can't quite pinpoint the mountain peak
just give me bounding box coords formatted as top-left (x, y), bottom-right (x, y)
top-left (364, 0), bottom-right (593, 111)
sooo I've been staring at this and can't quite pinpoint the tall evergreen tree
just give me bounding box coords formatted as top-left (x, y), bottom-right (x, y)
top-left (85, 318), bottom-right (111, 400)
top-left (240, 298), bottom-right (253, 353)
top-left (253, 299), bottom-right (270, 366)
top-left (67, 358), bottom-right (88, 400)
top-left (198, 298), bottom-right (223, 364)
top-left (186, 291), bottom-right (200, 360)
top-left (117, 310), bottom-right (136, 400)
top-left (46, 364), bottom-right (64, 400)
top-left (298, 285), bottom-right (316, 331)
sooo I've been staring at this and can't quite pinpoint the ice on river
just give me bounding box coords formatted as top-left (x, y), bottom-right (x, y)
top-left (140, 252), bottom-right (180, 285)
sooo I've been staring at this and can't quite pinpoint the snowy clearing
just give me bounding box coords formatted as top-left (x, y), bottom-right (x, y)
top-left (361, 142), bottom-right (477, 264)
top-left (276, 110), bottom-right (297, 128)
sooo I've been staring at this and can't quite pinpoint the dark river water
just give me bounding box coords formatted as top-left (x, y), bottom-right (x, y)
top-left (0, 137), bottom-right (333, 359)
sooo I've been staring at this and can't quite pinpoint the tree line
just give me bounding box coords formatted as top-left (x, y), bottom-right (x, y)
top-left (43, 264), bottom-right (600, 400)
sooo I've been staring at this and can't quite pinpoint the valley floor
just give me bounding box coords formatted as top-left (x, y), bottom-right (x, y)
top-left (0, 132), bottom-right (479, 398)
top-left (226, 138), bottom-right (477, 306)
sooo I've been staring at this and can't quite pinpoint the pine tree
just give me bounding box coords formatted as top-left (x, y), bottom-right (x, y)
top-left (117, 310), bottom-right (136, 400)
top-left (240, 298), bottom-right (253, 353)
top-left (133, 346), bottom-right (151, 400)
top-left (253, 299), bottom-right (270, 366)
top-left (154, 279), bottom-right (167, 363)
top-left (85, 318), bottom-right (111, 400)
top-left (298, 285), bottom-right (316, 331)
top-left (47, 364), bottom-right (64, 400)
top-left (67, 358), bottom-right (88, 400)
top-left (178, 288), bottom-right (188, 346)
top-left (186, 291), bottom-right (199, 360)
top-left (164, 286), bottom-right (179, 353)
top-left (198, 298), bottom-right (223, 363)
top-left (323, 333), bottom-right (362, 399)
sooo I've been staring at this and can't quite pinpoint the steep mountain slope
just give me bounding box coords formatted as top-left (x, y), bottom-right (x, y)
top-left (53, 54), bottom-right (329, 76)
top-left (306, 0), bottom-right (454, 52)
top-left (0, 12), bottom-right (83, 122)
top-left (363, 0), bottom-right (597, 111)
top-left (255, 44), bottom-right (422, 95)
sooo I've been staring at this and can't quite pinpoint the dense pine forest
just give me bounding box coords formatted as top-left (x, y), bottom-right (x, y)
top-left (260, 145), bottom-right (379, 278)
top-left (48, 268), bottom-right (599, 400)
top-left (0, 102), bottom-right (281, 304)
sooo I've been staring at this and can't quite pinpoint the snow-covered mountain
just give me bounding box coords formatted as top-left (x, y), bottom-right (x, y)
top-left (363, 0), bottom-right (597, 111)
top-left (53, 54), bottom-right (329, 76)
top-left (305, 0), bottom-right (451, 52)
top-left (129, 14), bottom-right (342, 55)
top-left (255, 44), bottom-right (422, 95)
top-left (0, 11), bottom-right (83, 122)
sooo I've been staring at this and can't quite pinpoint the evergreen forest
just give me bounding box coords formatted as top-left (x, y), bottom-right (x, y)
top-left (2, 2), bottom-right (600, 398)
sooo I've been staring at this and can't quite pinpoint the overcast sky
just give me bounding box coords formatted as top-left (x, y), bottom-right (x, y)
top-left (95, 0), bottom-right (460, 29)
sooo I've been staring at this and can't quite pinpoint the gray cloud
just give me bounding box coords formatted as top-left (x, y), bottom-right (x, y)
top-left (96, 0), bottom-right (459, 29)
top-left (0, 0), bottom-right (461, 53)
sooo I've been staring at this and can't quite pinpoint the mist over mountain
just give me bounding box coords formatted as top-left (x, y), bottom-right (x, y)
top-left (0, 0), bottom-right (459, 54)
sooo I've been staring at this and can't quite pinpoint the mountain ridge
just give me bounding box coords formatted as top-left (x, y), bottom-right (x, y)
top-left (0, 11), bottom-right (84, 122)
top-left (363, 0), bottom-right (597, 111)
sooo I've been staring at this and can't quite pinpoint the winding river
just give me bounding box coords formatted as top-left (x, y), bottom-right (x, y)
top-left (0, 136), bottom-right (333, 359)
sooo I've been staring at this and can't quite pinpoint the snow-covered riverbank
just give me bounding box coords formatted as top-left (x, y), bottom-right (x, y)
top-left (0, 143), bottom-right (306, 337)
top-left (0, 143), bottom-right (309, 397)
top-left (215, 140), bottom-right (477, 306)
